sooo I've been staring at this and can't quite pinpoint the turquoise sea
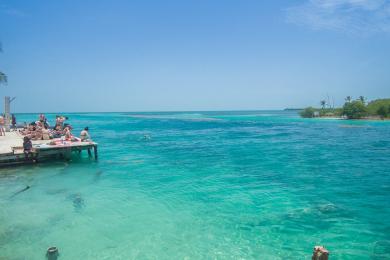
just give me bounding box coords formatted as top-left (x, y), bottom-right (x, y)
top-left (0, 111), bottom-right (389, 259)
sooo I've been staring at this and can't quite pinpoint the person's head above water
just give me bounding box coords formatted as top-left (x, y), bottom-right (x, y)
top-left (84, 127), bottom-right (89, 131)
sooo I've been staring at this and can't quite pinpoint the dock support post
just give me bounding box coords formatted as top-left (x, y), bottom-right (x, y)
top-left (4, 96), bottom-right (16, 132)
top-left (87, 148), bottom-right (92, 157)
top-left (63, 147), bottom-right (72, 161)
top-left (93, 145), bottom-right (98, 160)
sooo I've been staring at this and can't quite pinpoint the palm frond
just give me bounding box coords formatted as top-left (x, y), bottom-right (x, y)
top-left (0, 71), bottom-right (7, 84)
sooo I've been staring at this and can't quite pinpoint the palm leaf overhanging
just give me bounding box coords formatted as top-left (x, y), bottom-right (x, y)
top-left (0, 71), bottom-right (7, 84)
top-left (0, 42), bottom-right (6, 84)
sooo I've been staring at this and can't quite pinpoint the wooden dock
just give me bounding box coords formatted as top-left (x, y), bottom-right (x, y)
top-left (0, 132), bottom-right (98, 167)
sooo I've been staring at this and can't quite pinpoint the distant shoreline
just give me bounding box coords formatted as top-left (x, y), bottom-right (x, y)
top-left (283, 108), bottom-right (303, 111)
top-left (300, 98), bottom-right (390, 120)
top-left (313, 116), bottom-right (390, 121)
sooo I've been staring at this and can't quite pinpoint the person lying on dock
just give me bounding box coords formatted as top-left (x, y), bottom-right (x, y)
top-left (80, 127), bottom-right (91, 142)
top-left (20, 123), bottom-right (38, 138)
top-left (29, 122), bottom-right (44, 140)
top-left (23, 136), bottom-right (33, 160)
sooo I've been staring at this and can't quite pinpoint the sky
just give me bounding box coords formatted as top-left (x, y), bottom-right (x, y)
top-left (0, 0), bottom-right (390, 112)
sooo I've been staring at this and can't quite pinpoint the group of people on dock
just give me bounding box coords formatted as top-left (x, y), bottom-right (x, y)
top-left (19, 114), bottom-right (91, 142)
top-left (20, 114), bottom-right (92, 159)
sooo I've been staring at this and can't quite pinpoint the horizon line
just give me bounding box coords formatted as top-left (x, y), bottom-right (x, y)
top-left (11, 108), bottom-right (300, 114)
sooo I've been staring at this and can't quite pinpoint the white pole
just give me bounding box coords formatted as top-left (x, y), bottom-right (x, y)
top-left (4, 96), bottom-right (15, 132)
top-left (4, 96), bottom-right (10, 131)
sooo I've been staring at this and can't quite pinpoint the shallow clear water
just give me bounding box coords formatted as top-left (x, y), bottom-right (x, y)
top-left (0, 111), bottom-right (389, 259)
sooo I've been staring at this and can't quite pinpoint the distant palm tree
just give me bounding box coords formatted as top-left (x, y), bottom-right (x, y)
top-left (345, 96), bottom-right (352, 103)
top-left (320, 100), bottom-right (326, 109)
top-left (359, 96), bottom-right (365, 104)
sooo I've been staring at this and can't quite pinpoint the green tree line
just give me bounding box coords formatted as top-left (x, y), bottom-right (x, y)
top-left (300, 97), bottom-right (390, 119)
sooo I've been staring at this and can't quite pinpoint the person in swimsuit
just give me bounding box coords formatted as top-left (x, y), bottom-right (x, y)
top-left (11, 114), bottom-right (16, 131)
top-left (23, 136), bottom-right (33, 160)
top-left (56, 115), bottom-right (68, 129)
top-left (64, 126), bottom-right (73, 141)
top-left (80, 127), bottom-right (91, 142)
top-left (42, 125), bottom-right (51, 140)
top-left (0, 115), bottom-right (5, 136)
top-left (39, 114), bottom-right (46, 123)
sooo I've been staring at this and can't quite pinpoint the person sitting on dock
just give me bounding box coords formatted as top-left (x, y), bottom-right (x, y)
top-left (80, 127), bottom-right (91, 142)
top-left (42, 125), bottom-right (52, 140)
top-left (23, 136), bottom-right (33, 160)
top-left (63, 125), bottom-right (79, 141)
top-left (52, 124), bottom-right (63, 138)
top-left (35, 121), bottom-right (43, 129)
top-left (34, 128), bottom-right (43, 140)
top-left (64, 126), bottom-right (72, 140)
top-left (20, 123), bottom-right (36, 136)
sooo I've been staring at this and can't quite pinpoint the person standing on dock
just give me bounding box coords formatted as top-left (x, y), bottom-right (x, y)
top-left (11, 114), bottom-right (16, 131)
top-left (39, 114), bottom-right (49, 128)
top-left (0, 115), bottom-right (5, 136)
top-left (39, 114), bottom-right (45, 123)
top-left (56, 115), bottom-right (68, 129)
top-left (80, 127), bottom-right (91, 141)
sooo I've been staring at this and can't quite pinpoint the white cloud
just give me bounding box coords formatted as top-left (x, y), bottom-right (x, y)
top-left (286, 0), bottom-right (390, 34)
